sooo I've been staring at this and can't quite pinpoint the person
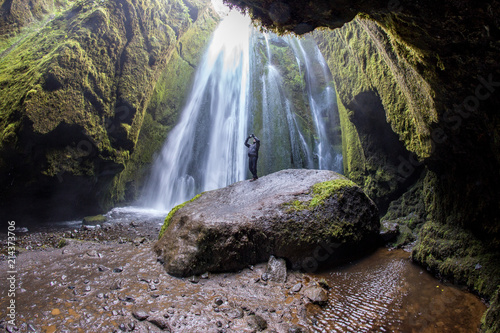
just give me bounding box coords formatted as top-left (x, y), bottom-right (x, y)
top-left (245, 133), bottom-right (260, 181)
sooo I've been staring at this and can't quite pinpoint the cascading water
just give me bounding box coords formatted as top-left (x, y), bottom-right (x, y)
top-left (141, 10), bottom-right (342, 212)
top-left (140, 11), bottom-right (252, 210)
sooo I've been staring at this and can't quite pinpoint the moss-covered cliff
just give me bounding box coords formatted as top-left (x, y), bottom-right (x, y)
top-left (0, 0), bottom-right (218, 221)
top-left (225, 0), bottom-right (500, 330)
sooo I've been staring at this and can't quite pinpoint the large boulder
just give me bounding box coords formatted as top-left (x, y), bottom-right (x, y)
top-left (154, 169), bottom-right (379, 276)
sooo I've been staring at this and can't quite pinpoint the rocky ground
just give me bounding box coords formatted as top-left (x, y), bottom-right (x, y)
top-left (0, 220), bottom-right (321, 333)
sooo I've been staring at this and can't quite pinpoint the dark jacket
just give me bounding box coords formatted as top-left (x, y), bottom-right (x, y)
top-left (245, 135), bottom-right (260, 157)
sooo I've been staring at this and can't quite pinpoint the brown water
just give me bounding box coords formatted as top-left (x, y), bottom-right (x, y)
top-left (306, 248), bottom-right (486, 333)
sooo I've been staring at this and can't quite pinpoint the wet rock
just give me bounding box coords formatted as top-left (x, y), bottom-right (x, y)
top-left (83, 215), bottom-right (107, 226)
top-left (317, 279), bottom-right (330, 290)
top-left (132, 310), bottom-right (149, 321)
top-left (380, 221), bottom-right (399, 243)
top-left (98, 265), bottom-right (109, 272)
top-left (148, 316), bottom-right (171, 331)
top-left (247, 315), bottom-right (268, 331)
top-left (188, 275), bottom-right (200, 284)
top-left (292, 283), bottom-right (302, 292)
top-left (303, 285), bottom-right (328, 304)
top-left (154, 169), bottom-right (379, 276)
top-left (288, 326), bottom-right (304, 333)
top-left (264, 255), bottom-right (287, 283)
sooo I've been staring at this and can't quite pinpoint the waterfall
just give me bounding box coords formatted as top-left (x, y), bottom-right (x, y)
top-left (141, 10), bottom-right (342, 212)
top-left (140, 11), bottom-right (252, 210)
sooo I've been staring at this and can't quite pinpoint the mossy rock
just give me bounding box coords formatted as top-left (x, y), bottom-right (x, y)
top-left (154, 169), bottom-right (380, 277)
top-left (82, 214), bottom-right (107, 225)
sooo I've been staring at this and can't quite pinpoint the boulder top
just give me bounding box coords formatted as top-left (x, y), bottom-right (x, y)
top-left (175, 169), bottom-right (347, 225)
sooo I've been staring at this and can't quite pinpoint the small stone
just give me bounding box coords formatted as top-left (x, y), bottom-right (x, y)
top-left (264, 255), bottom-right (287, 283)
top-left (98, 265), bottom-right (108, 272)
top-left (148, 317), bottom-right (171, 330)
top-left (247, 315), bottom-right (267, 332)
top-left (84, 286), bottom-right (91, 292)
top-left (188, 275), bottom-right (200, 284)
top-left (113, 267), bottom-right (123, 273)
top-left (216, 321), bottom-right (222, 327)
top-left (303, 286), bottom-right (328, 304)
top-left (214, 298), bottom-right (224, 306)
top-left (292, 283), bottom-right (302, 292)
top-left (229, 308), bottom-right (244, 319)
top-left (201, 272), bottom-right (209, 279)
top-left (132, 310), bottom-right (149, 321)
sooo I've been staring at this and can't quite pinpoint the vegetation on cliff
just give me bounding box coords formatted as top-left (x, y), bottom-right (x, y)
top-left (0, 0), bottom-right (218, 220)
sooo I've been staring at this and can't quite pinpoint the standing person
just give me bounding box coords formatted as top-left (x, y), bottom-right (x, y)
top-left (245, 133), bottom-right (260, 181)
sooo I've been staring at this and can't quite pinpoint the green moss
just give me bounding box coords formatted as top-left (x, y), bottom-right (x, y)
top-left (158, 194), bottom-right (201, 240)
top-left (482, 288), bottom-right (500, 333)
top-left (413, 220), bottom-right (500, 298)
top-left (336, 93), bottom-right (365, 184)
top-left (285, 178), bottom-right (358, 211)
top-left (57, 238), bottom-right (67, 248)
top-left (82, 214), bottom-right (107, 225)
top-left (310, 178), bottom-right (358, 207)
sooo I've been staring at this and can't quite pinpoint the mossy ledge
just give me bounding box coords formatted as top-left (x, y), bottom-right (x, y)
top-left (285, 178), bottom-right (358, 211)
top-left (158, 194), bottom-right (201, 240)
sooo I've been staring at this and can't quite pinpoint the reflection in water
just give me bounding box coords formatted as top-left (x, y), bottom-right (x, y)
top-left (307, 248), bottom-right (486, 333)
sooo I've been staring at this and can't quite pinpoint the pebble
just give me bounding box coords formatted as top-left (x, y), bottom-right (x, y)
top-left (188, 275), bottom-right (200, 284)
top-left (148, 317), bottom-right (171, 330)
top-left (132, 310), bottom-right (149, 321)
top-left (247, 315), bottom-right (267, 331)
top-left (292, 283), bottom-right (302, 292)
top-left (113, 267), bottom-right (124, 273)
top-left (229, 308), bottom-right (244, 319)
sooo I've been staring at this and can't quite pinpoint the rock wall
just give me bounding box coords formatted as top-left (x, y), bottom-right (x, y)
top-left (225, 0), bottom-right (500, 330)
top-left (0, 0), bottom-right (219, 221)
